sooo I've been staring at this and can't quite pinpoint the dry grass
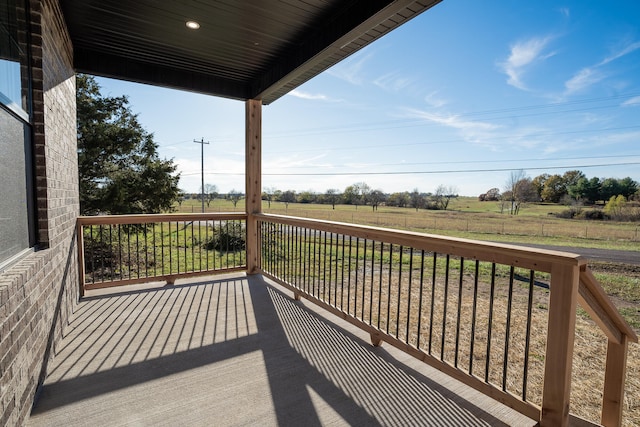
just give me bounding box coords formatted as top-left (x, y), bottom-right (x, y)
top-left (267, 239), bottom-right (639, 426)
top-left (571, 316), bottom-right (640, 427)
top-left (351, 271), bottom-right (637, 425)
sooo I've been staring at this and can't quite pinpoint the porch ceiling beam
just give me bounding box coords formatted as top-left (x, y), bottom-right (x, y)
top-left (73, 48), bottom-right (250, 100)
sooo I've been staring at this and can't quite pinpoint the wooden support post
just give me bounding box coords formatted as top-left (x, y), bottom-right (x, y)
top-left (601, 335), bottom-right (629, 427)
top-left (245, 99), bottom-right (262, 275)
top-left (541, 263), bottom-right (579, 427)
top-left (76, 221), bottom-right (85, 297)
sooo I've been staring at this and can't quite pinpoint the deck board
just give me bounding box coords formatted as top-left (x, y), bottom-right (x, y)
top-left (28, 273), bottom-right (537, 426)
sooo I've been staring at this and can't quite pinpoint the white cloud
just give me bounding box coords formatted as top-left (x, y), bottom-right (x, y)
top-left (558, 7), bottom-right (570, 18)
top-left (327, 52), bottom-right (373, 85)
top-left (373, 71), bottom-right (414, 92)
top-left (622, 96), bottom-right (640, 107)
top-left (563, 39), bottom-right (640, 96)
top-left (499, 36), bottom-right (555, 90)
top-left (288, 89), bottom-right (341, 102)
top-left (599, 40), bottom-right (640, 66)
top-left (564, 68), bottom-right (605, 94)
top-left (406, 109), bottom-right (499, 132)
top-left (424, 90), bottom-right (448, 108)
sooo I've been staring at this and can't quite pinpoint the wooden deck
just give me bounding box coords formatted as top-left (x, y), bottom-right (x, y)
top-left (28, 273), bottom-right (538, 426)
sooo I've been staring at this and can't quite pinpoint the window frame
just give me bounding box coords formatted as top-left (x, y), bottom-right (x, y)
top-left (0, 0), bottom-right (36, 270)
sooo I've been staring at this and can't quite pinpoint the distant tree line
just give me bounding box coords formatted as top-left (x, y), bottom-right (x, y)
top-left (257, 182), bottom-right (459, 212)
top-left (478, 170), bottom-right (640, 218)
top-left (179, 187), bottom-right (244, 208)
top-left (479, 170), bottom-right (637, 203)
top-left (185, 169), bottom-right (639, 221)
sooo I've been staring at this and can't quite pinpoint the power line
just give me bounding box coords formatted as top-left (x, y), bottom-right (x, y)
top-left (263, 153), bottom-right (640, 169)
top-left (262, 162), bottom-right (640, 176)
top-left (180, 161), bottom-right (640, 177)
top-left (156, 92), bottom-right (640, 148)
top-left (262, 93), bottom-right (640, 140)
top-left (264, 124), bottom-right (640, 153)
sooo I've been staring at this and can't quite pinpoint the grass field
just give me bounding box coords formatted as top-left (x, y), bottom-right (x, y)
top-left (161, 198), bottom-right (640, 423)
top-left (177, 196), bottom-right (640, 322)
top-left (178, 197), bottom-right (640, 249)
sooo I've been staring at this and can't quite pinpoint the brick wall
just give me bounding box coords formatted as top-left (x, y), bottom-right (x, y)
top-left (0, 0), bottom-right (78, 425)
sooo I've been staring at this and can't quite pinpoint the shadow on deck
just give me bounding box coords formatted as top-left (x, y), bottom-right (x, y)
top-left (28, 273), bottom-right (536, 426)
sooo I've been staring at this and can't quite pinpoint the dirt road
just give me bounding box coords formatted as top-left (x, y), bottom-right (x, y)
top-left (507, 243), bottom-right (640, 266)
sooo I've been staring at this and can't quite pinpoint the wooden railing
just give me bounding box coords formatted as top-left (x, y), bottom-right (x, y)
top-left (75, 212), bottom-right (636, 426)
top-left (256, 213), bottom-right (637, 427)
top-left (76, 213), bottom-right (247, 294)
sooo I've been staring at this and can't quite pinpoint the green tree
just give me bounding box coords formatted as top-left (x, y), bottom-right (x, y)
top-left (324, 189), bottom-right (340, 209)
top-left (297, 190), bottom-right (316, 204)
top-left (343, 183), bottom-right (369, 209)
top-left (540, 174), bottom-right (566, 203)
top-left (600, 178), bottom-right (622, 201)
top-left (280, 190), bottom-right (296, 208)
top-left (562, 170), bottom-right (585, 190)
top-left (410, 188), bottom-right (425, 211)
top-left (368, 189), bottom-right (386, 211)
top-left (433, 185), bottom-right (458, 210)
top-left (618, 177), bottom-right (639, 199)
top-left (604, 195), bottom-right (626, 219)
top-left (77, 74), bottom-right (180, 215)
top-left (227, 189), bottom-right (243, 208)
top-left (204, 184), bottom-right (218, 207)
top-left (262, 186), bottom-right (277, 208)
top-left (504, 170), bottom-right (537, 215)
top-left (531, 173), bottom-right (549, 200)
top-left (388, 191), bottom-right (410, 207)
top-left (569, 177), bottom-right (601, 203)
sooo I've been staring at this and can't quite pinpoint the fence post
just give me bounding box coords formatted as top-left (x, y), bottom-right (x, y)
top-left (541, 263), bottom-right (580, 426)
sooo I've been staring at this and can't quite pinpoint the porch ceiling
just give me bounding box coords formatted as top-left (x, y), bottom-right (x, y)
top-left (60, 0), bottom-right (441, 104)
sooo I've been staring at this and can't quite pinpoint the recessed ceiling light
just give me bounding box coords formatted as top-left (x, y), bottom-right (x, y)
top-left (186, 20), bottom-right (200, 30)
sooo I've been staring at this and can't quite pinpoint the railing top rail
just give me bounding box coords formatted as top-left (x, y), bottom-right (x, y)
top-left (579, 266), bottom-right (638, 344)
top-left (78, 212), bottom-right (248, 226)
top-left (256, 213), bottom-right (586, 273)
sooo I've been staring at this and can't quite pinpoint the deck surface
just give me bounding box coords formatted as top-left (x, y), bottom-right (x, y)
top-left (28, 273), bottom-right (537, 427)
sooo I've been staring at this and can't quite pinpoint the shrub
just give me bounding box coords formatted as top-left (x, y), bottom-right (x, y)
top-left (555, 209), bottom-right (577, 219)
top-left (83, 235), bottom-right (119, 272)
top-left (580, 209), bottom-right (607, 220)
top-left (203, 222), bottom-right (246, 251)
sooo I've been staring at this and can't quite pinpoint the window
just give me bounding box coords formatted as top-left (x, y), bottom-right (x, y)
top-left (0, 0), bottom-right (35, 268)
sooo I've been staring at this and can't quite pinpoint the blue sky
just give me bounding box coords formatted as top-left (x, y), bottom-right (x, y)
top-left (96, 0), bottom-right (640, 196)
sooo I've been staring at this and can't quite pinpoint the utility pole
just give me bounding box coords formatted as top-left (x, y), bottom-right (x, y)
top-left (193, 138), bottom-right (210, 213)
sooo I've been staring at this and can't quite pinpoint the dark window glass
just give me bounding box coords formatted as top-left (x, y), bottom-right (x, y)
top-left (0, 0), bottom-right (34, 268)
top-left (0, 107), bottom-right (34, 266)
top-left (0, 0), bottom-right (29, 118)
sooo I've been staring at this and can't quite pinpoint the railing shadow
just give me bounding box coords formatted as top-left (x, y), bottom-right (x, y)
top-left (30, 274), bottom-right (526, 426)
